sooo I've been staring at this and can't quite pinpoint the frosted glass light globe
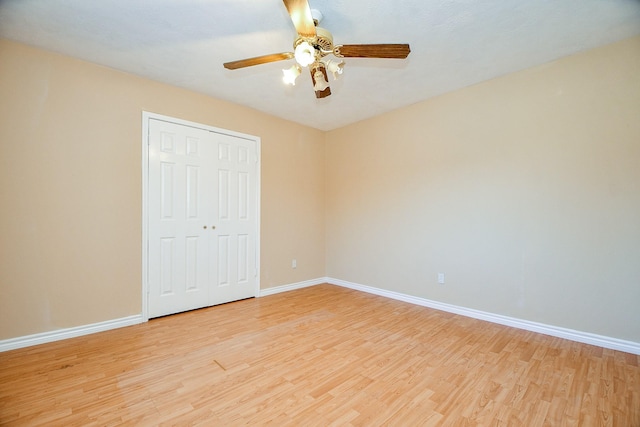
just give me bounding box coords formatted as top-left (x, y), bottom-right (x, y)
top-left (294, 41), bottom-right (316, 67)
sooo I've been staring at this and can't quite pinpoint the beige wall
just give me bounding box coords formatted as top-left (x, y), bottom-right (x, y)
top-left (2, 35), bottom-right (639, 345)
top-left (0, 39), bottom-right (326, 340)
top-left (326, 36), bottom-right (640, 342)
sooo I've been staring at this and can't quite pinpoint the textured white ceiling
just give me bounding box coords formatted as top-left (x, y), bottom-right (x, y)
top-left (1, 0), bottom-right (639, 130)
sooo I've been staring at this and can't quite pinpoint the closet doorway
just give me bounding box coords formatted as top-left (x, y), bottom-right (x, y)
top-left (143, 113), bottom-right (260, 318)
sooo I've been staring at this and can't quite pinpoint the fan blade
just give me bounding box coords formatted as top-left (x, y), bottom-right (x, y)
top-left (334, 44), bottom-right (410, 59)
top-left (223, 52), bottom-right (294, 70)
top-left (282, 0), bottom-right (316, 38)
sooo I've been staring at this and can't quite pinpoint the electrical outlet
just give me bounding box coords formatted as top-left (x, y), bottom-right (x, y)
top-left (438, 273), bottom-right (445, 284)
top-left (292, 259), bottom-right (297, 269)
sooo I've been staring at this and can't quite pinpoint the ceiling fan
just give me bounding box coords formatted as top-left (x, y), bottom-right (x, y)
top-left (223, 0), bottom-right (411, 99)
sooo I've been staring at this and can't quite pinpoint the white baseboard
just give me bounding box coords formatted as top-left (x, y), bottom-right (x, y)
top-left (258, 277), bottom-right (328, 297)
top-left (0, 315), bottom-right (144, 353)
top-left (4, 280), bottom-right (638, 356)
top-left (2, 277), bottom-right (326, 352)
top-left (327, 278), bottom-right (640, 356)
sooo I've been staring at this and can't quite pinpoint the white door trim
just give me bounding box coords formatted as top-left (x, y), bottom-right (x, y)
top-left (141, 111), bottom-right (261, 321)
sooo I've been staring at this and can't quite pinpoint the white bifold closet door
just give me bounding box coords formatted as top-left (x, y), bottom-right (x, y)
top-left (147, 118), bottom-right (258, 318)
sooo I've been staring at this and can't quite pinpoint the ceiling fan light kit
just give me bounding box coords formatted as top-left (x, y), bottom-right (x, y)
top-left (294, 40), bottom-right (316, 67)
top-left (223, 0), bottom-right (410, 98)
top-left (282, 64), bottom-right (302, 85)
top-left (310, 62), bottom-right (331, 98)
top-left (324, 59), bottom-right (344, 80)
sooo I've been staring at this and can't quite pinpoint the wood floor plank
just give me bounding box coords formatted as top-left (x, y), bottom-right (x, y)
top-left (1, 284), bottom-right (638, 426)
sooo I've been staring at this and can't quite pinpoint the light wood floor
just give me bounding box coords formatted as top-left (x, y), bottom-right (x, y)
top-left (1, 284), bottom-right (638, 426)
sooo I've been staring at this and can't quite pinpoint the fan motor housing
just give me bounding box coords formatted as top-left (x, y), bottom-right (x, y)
top-left (294, 27), bottom-right (334, 57)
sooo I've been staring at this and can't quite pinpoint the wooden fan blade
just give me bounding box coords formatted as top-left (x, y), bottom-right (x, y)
top-left (334, 44), bottom-right (410, 59)
top-left (223, 52), bottom-right (294, 70)
top-left (282, 0), bottom-right (316, 38)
